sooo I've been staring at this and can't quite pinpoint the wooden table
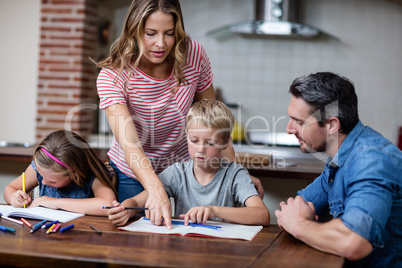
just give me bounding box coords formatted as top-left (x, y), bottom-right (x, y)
top-left (0, 215), bottom-right (343, 268)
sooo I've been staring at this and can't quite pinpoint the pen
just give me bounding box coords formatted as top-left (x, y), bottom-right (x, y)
top-left (22, 172), bottom-right (26, 208)
top-left (90, 224), bottom-right (102, 235)
top-left (102, 206), bottom-right (149, 210)
top-left (21, 218), bottom-right (32, 228)
top-left (42, 220), bottom-right (59, 229)
top-left (30, 220), bottom-right (47, 234)
top-left (0, 225), bottom-right (17, 233)
top-left (143, 217), bottom-right (222, 230)
top-left (60, 224), bottom-right (74, 233)
top-left (46, 224), bottom-right (56, 234)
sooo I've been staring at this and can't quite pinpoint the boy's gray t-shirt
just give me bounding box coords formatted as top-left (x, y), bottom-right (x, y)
top-left (158, 160), bottom-right (259, 218)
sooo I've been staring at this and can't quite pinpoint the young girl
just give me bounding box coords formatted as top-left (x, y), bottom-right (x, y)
top-left (3, 130), bottom-right (117, 216)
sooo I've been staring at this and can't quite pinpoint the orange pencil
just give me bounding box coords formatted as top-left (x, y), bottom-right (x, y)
top-left (21, 217), bottom-right (32, 228)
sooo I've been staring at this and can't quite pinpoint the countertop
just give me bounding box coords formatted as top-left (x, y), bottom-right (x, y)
top-left (0, 144), bottom-right (325, 180)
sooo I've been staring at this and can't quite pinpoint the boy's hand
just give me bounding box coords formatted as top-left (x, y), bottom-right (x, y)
top-left (179, 206), bottom-right (216, 225)
top-left (11, 190), bottom-right (31, 208)
top-left (107, 200), bottom-right (130, 226)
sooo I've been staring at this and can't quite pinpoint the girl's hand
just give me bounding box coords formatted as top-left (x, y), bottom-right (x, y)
top-left (179, 206), bottom-right (216, 225)
top-left (29, 196), bottom-right (59, 209)
top-left (107, 200), bottom-right (130, 226)
top-left (10, 190), bottom-right (31, 208)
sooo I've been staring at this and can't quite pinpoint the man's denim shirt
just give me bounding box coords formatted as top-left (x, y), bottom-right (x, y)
top-left (298, 121), bottom-right (402, 267)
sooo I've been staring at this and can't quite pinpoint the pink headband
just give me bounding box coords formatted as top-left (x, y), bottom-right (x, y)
top-left (41, 148), bottom-right (73, 170)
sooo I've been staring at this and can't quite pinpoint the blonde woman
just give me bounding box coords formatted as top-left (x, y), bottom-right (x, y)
top-left (96, 0), bottom-right (262, 228)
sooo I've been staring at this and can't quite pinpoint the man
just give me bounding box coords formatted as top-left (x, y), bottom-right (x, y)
top-left (275, 72), bottom-right (401, 267)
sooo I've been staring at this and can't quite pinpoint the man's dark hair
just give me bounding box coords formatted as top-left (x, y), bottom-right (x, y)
top-left (289, 72), bottom-right (359, 134)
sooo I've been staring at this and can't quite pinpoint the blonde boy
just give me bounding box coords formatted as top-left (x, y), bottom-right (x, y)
top-left (107, 99), bottom-right (270, 227)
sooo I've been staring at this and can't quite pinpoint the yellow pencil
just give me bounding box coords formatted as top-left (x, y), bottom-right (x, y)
top-left (46, 224), bottom-right (56, 234)
top-left (22, 172), bottom-right (26, 208)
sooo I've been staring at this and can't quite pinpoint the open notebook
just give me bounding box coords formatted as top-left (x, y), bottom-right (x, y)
top-left (0, 205), bottom-right (84, 223)
top-left (119, 217), bottom-right (263, 241)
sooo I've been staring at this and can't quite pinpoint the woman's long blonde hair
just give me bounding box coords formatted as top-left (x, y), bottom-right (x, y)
top-left (97, 0), bottom-right (189, 93)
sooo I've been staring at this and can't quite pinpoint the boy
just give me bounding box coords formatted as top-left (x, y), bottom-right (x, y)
top-left (107, 99), bottom-right (270, 227)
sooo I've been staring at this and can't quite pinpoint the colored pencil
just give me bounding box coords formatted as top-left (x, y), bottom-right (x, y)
top-left (2, 226), bottom-right (17, 233)
top-left (102, 206), bottom-right (149, 210)
top-left (22, 172), bottom-right (26, 208)
top-left (0, 215), bottom-right (23, 225)
top-left (30, 220), bottom-right (47, 234)
top-left (20, 217), bottom-right (32, 228)
top-left (46, 223), bottom-right (56, 234)
top-left (51, 223), bottom-right (61, 232)
top-left (90, 224), bottom-right (102, 235)
top-left (60, 224), bottom-right (74, 233)
top-left (42, 220), bottom-right (58, 229)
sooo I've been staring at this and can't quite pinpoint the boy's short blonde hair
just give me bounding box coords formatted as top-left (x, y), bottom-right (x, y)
top-left (186, 99), bottom-right (234, 142)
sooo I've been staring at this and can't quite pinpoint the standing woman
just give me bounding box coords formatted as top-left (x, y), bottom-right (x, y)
top-left (97, 0), bottom-right (262, 228)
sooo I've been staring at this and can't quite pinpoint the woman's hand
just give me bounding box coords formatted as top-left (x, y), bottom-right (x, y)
top-left (179, 206), bottom-right (216, 225)
top-left (144, 187), bottom-right (172, 229)
top-left (251, 175), bottom-right (264, 198)
top-left (10, 190), bottom-right (31, 208)
top-left (107, 200), bottom-right (130, 227)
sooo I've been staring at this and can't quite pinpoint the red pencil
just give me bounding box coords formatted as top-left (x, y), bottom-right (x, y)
top-left (51, 223), bottom-right (61, 232)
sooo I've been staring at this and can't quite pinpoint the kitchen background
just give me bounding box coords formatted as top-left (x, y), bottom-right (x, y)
top-left (0, 0), bottom-right (401, 223)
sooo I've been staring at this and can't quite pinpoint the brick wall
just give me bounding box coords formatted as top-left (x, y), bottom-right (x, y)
top-left (36, 0), bottom-right (98, 142)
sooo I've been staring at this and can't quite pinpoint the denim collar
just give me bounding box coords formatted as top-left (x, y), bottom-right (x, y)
top-left (325, 120), bottom-right (364, 169)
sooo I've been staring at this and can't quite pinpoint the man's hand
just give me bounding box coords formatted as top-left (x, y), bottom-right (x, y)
top-left (275, 196), bottom-right (318, 236)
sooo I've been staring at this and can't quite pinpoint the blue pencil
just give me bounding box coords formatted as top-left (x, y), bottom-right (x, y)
top-left (60, 224), bottom-right (74, 233)
top-left (42, 220), bottom-right (59, 229)
top-left (143, 217), bottom-right (221, 230)
top-left (102, 206), bottom-right (149, 210)
top-left (30, 220), bottom-right (47, 234)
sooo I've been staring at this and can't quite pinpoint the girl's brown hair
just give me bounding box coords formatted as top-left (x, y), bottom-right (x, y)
top-left (33, 130), bottom-right (118, 198)
top-left (97, 0), bottom-right (189, 93)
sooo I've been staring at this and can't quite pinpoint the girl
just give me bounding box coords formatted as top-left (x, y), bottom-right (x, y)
top-left (3, 130), bottom-right (117, 216)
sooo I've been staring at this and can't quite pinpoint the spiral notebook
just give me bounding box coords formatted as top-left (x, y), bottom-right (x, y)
top-left (119, 217), bottom-right (263, 241)
top-left (0, 205), bottom-right (84, 223)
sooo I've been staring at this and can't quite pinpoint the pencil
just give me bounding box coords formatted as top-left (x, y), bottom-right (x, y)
top-left (51, 223), bottom-right (61, 232)
top-left (90, 224), bottom-right (102, 235)
top-left (30, 220), bottom-right (47, 234)
top-left (0, 215), bottom-right (23, 225)
top-left (102, 206), bottom-right (149, 210)
top-left (46, 223), bottom-right (56, 234)
top-left (22, 172), bottom-right (26, 208)
top-left (21, 217), bottom-right (32, 228)
top-left (42, 220), bottom-right (59, 229)
top-left (60, 224), bottom-right (74, 233)
top-left (3, 226), bottom-right (16, 233)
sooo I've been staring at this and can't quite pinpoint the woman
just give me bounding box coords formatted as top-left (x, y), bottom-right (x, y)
top-left (96, 0), bottom-right (262, 228)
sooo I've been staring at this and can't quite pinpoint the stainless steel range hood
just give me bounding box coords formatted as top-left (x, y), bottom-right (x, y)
top-left (207, 0), bottom-right (339, 41)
